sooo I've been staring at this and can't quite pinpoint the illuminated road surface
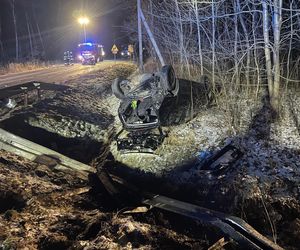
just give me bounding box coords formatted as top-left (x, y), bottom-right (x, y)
top-left (0, 61), bottom-right (121, 88)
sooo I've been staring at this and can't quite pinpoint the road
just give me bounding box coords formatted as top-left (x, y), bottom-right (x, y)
top-left (0, 61), bottom-right (118, 89)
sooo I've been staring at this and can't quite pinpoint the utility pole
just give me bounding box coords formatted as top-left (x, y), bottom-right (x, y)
top-left (139, 10), bottom-right (165, 66)
top-left (78, 17), bottom-right (89, 43)
top-left (137, 0), bottom-right (143, 72)
top-left (83, 24), bottom-right (87, 43)
top-left (137, 0), bottom-right (165, 69)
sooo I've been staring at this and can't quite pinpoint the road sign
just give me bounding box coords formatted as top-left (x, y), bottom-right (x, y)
top-left (128, 44), bottom-right (134, 54)
top-left (111, 44), bottom-right (119, 54)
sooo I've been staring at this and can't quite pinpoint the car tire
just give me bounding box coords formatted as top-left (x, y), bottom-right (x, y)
top-left (160, 65), bottom-right (179, 96)
top-left (112, 78), bottom-right (130, 99)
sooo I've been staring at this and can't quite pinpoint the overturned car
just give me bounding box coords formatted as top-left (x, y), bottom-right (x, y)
top-left (112, 65), bottom-right (179, 153)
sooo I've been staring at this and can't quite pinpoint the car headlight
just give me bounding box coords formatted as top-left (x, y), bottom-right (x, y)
top-left (121, 52), bottom-right (124, 56)
top-left (78, 55), bottom-right (83, 60)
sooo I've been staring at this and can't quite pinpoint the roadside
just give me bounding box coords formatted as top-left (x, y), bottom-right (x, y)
top-left (0, 61), bottom-right (56, 76)
top-left (0, 61), bottom-right (130, 88)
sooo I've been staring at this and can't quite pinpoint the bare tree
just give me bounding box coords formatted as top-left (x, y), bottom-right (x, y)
top-left (10, 0), bottom-right (19, 61)
top-left (193, 0), bottom-right (204, 75)
top-left (272, 0), bottom-right (283, 112)
top-left (0, 19), bottom-right (4, 60)
top-left (211, 0), bottom-right (216, 90)
top-left (136, 0), bottom-right (300, 117)
top-left (237, 0), bottom-right (250, 90)
top-left (25, 12), bottom-right (33, 58)
top-left (32, 4), bottom-right (45, 58)
top-left (262, 1), bottom-right (273, 99)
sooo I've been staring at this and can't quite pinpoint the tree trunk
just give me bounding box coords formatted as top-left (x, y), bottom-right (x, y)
top-left (286, 0), bottom-right (294, 85)
top-left (32, 5), bottom-right (45, 58)
top-left (272, 0), bottom-right (282, 112)
top-left (252, 4), bottom-right (261, 99)
top-left (11, 0), bottom-right (19, 61)
top-left (0, 19), bottom-right (4, 60)
top-left (234, 0), bottom-right (240, 88)
top-left (211, 0), bottom-right (216, 91)
top-left (262, 1), bottom-right (273, 99)
top-left (26, 12), bottom-right (33, 59)
top-left (137, 0), bottom-right (143, 72)
top-left (237, 0), bottom-right (250, 91)
top-left (175, 0), bottom-right (184, 71)
top-left (194, 0), bottom-right (204, 75)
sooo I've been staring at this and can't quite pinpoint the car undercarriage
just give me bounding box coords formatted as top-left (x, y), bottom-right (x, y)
top-left (112, 65), bottom-right (179, 153)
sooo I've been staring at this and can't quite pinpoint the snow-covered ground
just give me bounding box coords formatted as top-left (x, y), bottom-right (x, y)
top-left (109, 91), bottom-right (262, 176)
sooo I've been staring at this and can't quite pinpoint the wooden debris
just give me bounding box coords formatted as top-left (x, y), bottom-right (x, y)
top-left (208, 237), bottom-right (229, 250)
top-left (123, 206), bottom-right (149, 214)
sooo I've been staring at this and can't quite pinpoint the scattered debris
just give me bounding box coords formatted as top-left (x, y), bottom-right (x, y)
top-left (123, 206), bottom-right (149, 214)
top-left (4, 99), bottom-right (17, 109)
top-left (116, 129), bottom-right (165, 153)
top-left (97, 170), bottom-right (283, 250)
top-left (208, 237), bottom-right (229, 250)
top-left (198, 144), bottom-right (243, 174)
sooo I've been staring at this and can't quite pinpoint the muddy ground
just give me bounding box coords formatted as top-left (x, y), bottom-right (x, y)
top-left (0, 62), bottom-right (299, 249)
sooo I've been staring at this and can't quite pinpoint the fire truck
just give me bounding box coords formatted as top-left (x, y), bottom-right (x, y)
top-left (77, 43), bottom-right (105, 65)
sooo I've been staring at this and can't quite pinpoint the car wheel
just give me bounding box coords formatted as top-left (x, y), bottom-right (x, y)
top-left (112, 78), bottom-right (131, 99)
top-left (160, 65), bottom-right (179, 96)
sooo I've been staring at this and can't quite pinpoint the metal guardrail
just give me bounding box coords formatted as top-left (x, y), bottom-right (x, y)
top-left (143, 195), bottom-right (283, 250)
top-left (0, 81), bottom-right (68, 100)
top-left (100, 170), bottom-right (284, 250)
top-left (0, 128), bottom-right (95, 180)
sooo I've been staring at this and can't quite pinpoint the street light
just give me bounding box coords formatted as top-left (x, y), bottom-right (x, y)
top-left (78, 17), bottom-right (90, 42)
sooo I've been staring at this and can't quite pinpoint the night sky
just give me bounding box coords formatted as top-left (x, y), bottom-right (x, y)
top-left (0, 0), bottom-right (133, 60)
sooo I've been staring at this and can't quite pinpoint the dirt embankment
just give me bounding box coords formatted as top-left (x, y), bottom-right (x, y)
top-left (1, 149), bottom-right (214, 250)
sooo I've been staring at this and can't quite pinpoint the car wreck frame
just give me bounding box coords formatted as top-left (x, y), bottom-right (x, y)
top-left (112, 65), bottom-right (179, 153)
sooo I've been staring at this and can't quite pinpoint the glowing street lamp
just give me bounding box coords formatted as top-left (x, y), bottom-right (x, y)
top-left (78, 17), bottom-right (89, 25)
top-left (78, 17), bottom-right (90, 42)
